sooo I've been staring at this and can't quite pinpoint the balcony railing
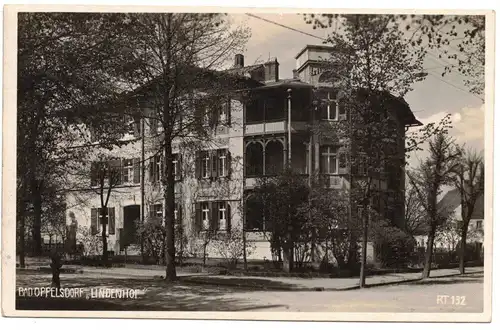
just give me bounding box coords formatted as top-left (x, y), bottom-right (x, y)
top-left (320, 174), bottom-right (344, 189)
top-left (245, 174), bottom-right (310, 189)
top-left (245, 121), bottom-right (285, 135)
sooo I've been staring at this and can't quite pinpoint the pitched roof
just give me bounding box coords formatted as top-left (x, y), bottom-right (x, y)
top-left (253, 79), bottom-right (312, 90)
top-left (224, 63), bottom-right (263, 77)
top-left (437, 188), bottom-right (484, 219)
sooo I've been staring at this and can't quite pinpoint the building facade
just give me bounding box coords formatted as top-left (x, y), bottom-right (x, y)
top-left (65, 45), bottom-right (422, 262)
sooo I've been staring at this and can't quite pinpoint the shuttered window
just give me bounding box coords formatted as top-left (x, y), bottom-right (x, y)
top-left (196, 149), bottom-right (231, 180)
top-left (195, 201), bottom-right (231, 232)
top-left (201, 152), bottom-right (210, 179)
top-left (173, 154), bottom-right (182, 181)
top-left (149, 155), bottom-right (162, 183)
top-left (201, 202), bottom-right (210, 230)
top-left (91, 207), bottom-right (115, 235)
top-left (133, 158), bottom-right (141, 184)
top-left (122, 159), bottom-right (134, 183)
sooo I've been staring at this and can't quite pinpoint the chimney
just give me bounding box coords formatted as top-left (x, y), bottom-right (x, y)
top-left (264, 58), bottom-right (279, 82)
top-left (292, 69), bottom-right (299, 80)
top-left (234, 54), bottom-right (244, 68)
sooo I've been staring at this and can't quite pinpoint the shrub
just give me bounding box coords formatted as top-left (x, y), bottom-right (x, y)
top-left (135, 218), bottom-right (165, 265)
top-left (175, 224), bottom-right (189, 264)
top-left (211, 226), bottom-right (255, 269)
top-left (371, 219), bottom-right (415, 268)
top-left (76, 226), bottom-right (102, 257)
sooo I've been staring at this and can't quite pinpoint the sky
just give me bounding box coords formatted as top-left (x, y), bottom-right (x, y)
top-left (228, 13), bottom-right (485, 170)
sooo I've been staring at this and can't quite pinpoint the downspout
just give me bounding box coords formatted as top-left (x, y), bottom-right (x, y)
top-left (140, 116), bottom-right (145, 263)
top-left (287, 89), bottom-right (292, 166)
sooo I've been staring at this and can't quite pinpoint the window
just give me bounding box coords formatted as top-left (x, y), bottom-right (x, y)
top-left (197, 149), bottom-right (230, 179)
top-left (219, 101), bottom-right (228, 124)
top-left (339, 152), bottom-right (347, 171)
top-left (124, 115), bottom-right (141, 137)
top-left (320, 146), bottom-right (338, 174)
top-left (89, 126), bottom-right (97, 143)
top-left (149, 116), bottom-right (160, 136)
top-left (201, 202), bottom-right (210, 230)
top-left (218, 150), bottom-right (227, 177)
top-left (218, 201), bottom-right (227, 230)
top-left (150, 155), bottom-right (162, 183)
top-left (90, 160), bottom-right (124, 187)
top-left (477, 220), bottom-right (483, 230)
top-left (195, 201), bottom-right (230, 232)
top-left (173, 154), bottom-right (181, 181)
top-left (245, 194), bottom-right (265, 231)
top-left (174, 204), bottom-right (179, 224)
top-left (358, 153), bottom-right (368, 176)
top-left (90, 162), bottom-right (101, 186)
top-left (201, 152), bottom-right (210, 179)
top-left (149, 203), bottom-right (181, 225)
top-left (338, 102), bottom-right (347, 120)
top-left (149, 204), bottom-right (163, 219)
top-left (91, 207), bottom-right (115, 235)
top-left (311, 66), bottom-right (323, 76)
top-left (320, 92), bottom-right (338, 120)
top-left (122, 159), bottom-right (134, 183)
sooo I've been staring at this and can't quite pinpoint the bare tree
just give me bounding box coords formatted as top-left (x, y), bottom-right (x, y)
top-left (402, 15), bottom-right (486, 96)
top-left (404, 179), bottom-right (427, 236)
top-left (92, 158), bottom-right (123, 264)
top-left (115, 13), bottom-right (251, 281)
top-left (17, 13), bottom-right (137, 264)
top-left (407, 133), bottom-right (462, 278)
top-left (307, 14), bottom-right (486, 96)
top-left (453, 149), bottom-right (484, 274)
top-left (304, 14), bottom-right (453, 287)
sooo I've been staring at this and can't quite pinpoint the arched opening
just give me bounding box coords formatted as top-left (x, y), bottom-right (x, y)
top-left (245, 142), bottom-right (264, 176)
top-left (244, 192), bottom-right (265, 231)
top-left (265, 140), bottom-right (284, 175)
top-left (318, 70), bottom-right (336, 84)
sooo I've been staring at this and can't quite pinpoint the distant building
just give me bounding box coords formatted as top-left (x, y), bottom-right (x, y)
top-left (414, 188), bottom-right (484, 251)
top-left (65, 45), bottom-right (422, 263)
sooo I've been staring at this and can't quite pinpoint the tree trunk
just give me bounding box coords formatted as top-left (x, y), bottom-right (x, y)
top-left (102, 223), bottom-right (108, 264)
top-left (18, 196), bottom-right (26, 268)
top-left (164, 142), bottom-right (177, 281)
top-left (178, 226), bottom-right (184, 267)
top-left (242, 229), bottom-right (248, 271)
top-left (203, 243), bottom-right (207, 266)
top-left (359, 212), bottom-right (369, 288)
top-left (423, 224), bottom-right (437, 279)
top-left (458, 225), bottom-right (468, 275)
top-left (282, 241), bottom-right (294, 273)
top-left (50, 254), bottom-right (62, 289)
top-left (347, 233), bottom-right (358, 271)
top-left (32, 182), bottom-right (43, 256)
top-left (311, 228), bottom-right (316, 263)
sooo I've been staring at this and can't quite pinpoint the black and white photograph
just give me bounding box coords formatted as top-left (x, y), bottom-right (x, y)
top-left (1, 5), bottom-right (494, 322)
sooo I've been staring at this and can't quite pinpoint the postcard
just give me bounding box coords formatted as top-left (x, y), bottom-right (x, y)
top-left (2, 5), bottom-right (494, 323)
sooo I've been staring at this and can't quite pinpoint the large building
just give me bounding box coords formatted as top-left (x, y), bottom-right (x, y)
top-left (65, 45), bottom-right (422, 262)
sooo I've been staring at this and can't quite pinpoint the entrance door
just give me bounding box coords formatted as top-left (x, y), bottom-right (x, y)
top-left (123, 205), bottom-right (140, 246)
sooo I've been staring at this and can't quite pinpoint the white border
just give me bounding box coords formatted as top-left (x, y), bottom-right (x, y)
top-left (1, 4), bottom-right (495, 323)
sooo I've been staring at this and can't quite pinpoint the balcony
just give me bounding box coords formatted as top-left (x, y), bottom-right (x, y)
top-left (321, 174), bottom-right (346, 189)
top-left (245, 174), bottom-right (309, 189)
top-left (244, 121), bottom-right (310, 136)
top-left (291, 121), bottom-right (308, 132)
top-left (245, 177), bottom-right (257, 188)
top-left (245, 121), bottom-right (285, 135)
